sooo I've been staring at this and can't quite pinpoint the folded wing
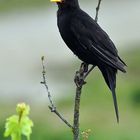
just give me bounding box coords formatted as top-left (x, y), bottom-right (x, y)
top-left (70, 14), bottom-right (126, 72)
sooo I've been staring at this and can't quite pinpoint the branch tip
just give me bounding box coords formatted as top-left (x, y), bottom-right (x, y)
top-left (41, 57), bottom-right (73, 129)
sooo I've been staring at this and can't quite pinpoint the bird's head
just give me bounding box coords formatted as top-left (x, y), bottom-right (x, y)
top-left (50, 0), bottom-right (79, 9)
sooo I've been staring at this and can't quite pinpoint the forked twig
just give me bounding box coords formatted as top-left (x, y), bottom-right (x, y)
top-left (41, 56), bottom-right (73, 129)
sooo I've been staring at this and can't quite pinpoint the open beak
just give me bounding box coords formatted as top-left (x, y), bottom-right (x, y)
top-left (50, 0), bottom-right (62, 2)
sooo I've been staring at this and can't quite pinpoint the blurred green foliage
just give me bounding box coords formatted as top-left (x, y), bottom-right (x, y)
top-left (0, 0), bottom-right (49, 12)
top-left (0, 46), bottom-right (140, 140)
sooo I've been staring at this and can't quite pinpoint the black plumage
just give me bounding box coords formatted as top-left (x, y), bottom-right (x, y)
top-left (52, 0), bottom-right (126, 122)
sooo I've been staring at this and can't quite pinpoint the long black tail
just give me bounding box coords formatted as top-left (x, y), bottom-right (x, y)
top-left (98, 66), bottom-right (119, 123)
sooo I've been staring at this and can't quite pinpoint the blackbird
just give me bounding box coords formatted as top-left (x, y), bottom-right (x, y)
top-left (50, 0), bottom-right (126, 122)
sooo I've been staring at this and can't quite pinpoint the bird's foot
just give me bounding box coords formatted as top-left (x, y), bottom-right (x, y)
top-left (74, 63), bottom-right (88, 87)
top-left (74, 71), bottom-right (86, 87)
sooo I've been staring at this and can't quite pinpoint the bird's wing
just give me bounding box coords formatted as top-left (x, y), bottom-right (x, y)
top-left (70, 14), bottom-right (125, 71)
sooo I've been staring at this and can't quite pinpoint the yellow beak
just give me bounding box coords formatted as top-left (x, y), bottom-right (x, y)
top-left (50, 0), bottom-right (62, 2)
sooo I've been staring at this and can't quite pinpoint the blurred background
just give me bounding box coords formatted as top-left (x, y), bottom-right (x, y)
top-left (0, 0), bottom-right (140, 139)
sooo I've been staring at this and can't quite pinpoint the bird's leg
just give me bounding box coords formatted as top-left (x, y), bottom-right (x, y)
top-left (74, 62), bottom-right (88, 87)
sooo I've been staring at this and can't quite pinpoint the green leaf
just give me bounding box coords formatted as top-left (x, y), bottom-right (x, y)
top-left (4, 103), bottom-right (33, 140)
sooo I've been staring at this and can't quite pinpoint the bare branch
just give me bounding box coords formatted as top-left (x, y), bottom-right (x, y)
top-left (83, 65), bottom-right (95, 80)
top-left (41, 56), bottom-right (73, 129)
top-left (48, 106), bottom-right (73, 129)
top-left (73, 63), bottom-right (86, 140)
top-left (73, 63), bottom-right (95, 140)
top-left (95, 0), bottom-right (102, 22)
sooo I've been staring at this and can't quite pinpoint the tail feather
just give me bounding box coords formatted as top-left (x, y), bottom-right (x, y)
top-left (111, 87), bottom-right (119, 123)
top-left (99, 65), bottom-right (119, 123)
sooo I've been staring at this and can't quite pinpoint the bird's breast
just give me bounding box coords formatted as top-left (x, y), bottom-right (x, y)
top-left (57, 11), bottom-right (97, 64)
top-left (57, 14), bottom-right (78, 52)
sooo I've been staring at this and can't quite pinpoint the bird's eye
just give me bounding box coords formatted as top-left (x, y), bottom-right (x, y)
top-left (61, 0), bottom-right (65, 3)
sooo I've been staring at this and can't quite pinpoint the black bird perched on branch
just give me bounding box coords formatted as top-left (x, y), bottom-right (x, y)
top-left (50, 0), bottom-right (126, 122)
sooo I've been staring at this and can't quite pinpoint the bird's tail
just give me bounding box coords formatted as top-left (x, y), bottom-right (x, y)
top-left (98, 66), bottom-right (119, 123)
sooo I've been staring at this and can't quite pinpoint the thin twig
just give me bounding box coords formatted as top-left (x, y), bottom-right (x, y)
top-left (73, 0), bottom-right (102, 139)
top-left (48, 106), bottom-right (73, 129)
top-left (95, 0), bottom-right (102, 22)
top-left (41, 56), bottom-right (73, 129)
top-left (83, 65), bottom-right (95, 80)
